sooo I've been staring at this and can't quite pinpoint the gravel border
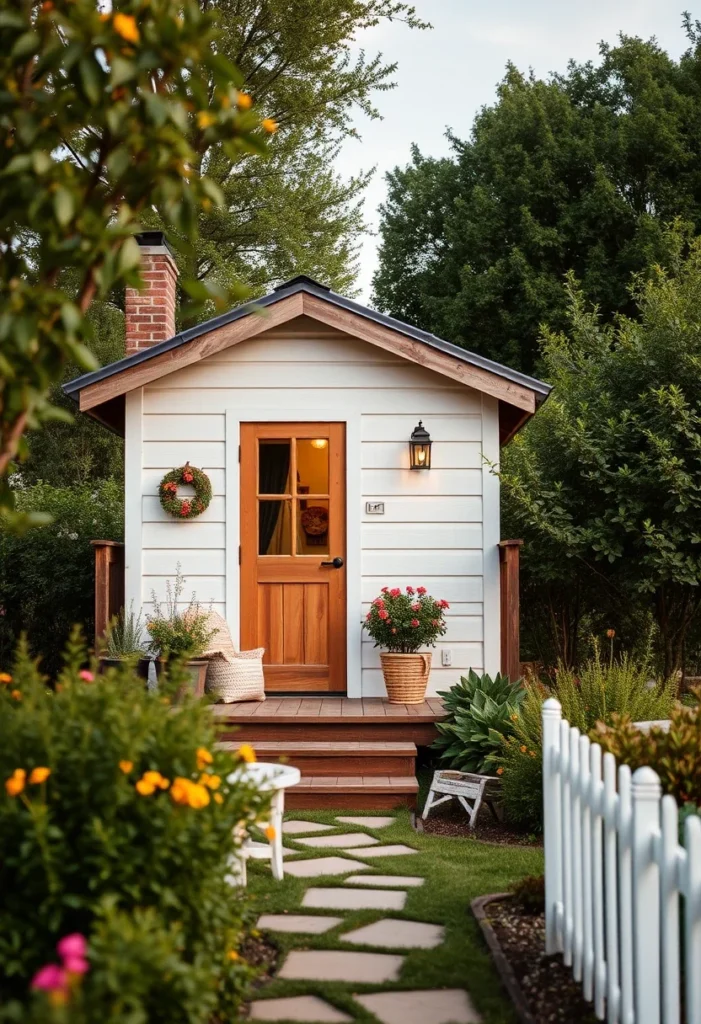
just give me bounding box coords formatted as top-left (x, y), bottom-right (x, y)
top-left (471, 893), bottom-right (537, 1024)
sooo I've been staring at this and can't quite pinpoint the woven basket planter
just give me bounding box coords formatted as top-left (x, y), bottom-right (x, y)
top-left (205, 649), bottom-right (266, 704)
top-left (380, 651), bottom-right (432, 704)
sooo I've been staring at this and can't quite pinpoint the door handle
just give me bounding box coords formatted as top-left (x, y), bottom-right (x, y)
top-left (320, 556), bottom-right (344, 569)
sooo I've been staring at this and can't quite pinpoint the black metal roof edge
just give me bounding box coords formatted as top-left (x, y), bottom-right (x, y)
top-left (63, 275), bottom-right (552, 403)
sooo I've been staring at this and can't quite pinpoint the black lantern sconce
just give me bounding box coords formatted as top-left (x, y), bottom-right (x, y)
top-left (409, 420), bottom-right (432, 470)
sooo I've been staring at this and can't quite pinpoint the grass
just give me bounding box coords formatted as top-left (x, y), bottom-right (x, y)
top-left (246, 808), bottom-right (543, 1023)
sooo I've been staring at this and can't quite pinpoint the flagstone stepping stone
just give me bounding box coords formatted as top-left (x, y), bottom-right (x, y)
top-left (336, 815), bottom-right (396, 828)
top-left (295, 832), bottom-right (380, 849)
top-left (354, 989), bottom-right (481, 1024)
top-left (341, 918), bottom-right (444, 949)
top-left (345, 844), bottom-right (418, 858)
top-left (279, 949), bottom-right (404, 984)
top-left (303, 886), bottom-right (407, 911)
top-left (344, 874), bottom-right (425, 888)
top-left (249, 994), bottom-right (352, 1022)
top-left (256, 913), bottom-right (343, 934)
top-left (282, 820), bottom-right (336, 835)
top-left (281, 856), bottom-right (366, 878)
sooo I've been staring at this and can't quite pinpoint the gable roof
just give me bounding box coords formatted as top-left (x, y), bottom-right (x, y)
top-left (64, 274), bottom-right (551, 443)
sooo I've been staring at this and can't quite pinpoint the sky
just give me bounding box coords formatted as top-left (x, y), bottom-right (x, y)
top-left (335, 1), bottom-right (689, 300)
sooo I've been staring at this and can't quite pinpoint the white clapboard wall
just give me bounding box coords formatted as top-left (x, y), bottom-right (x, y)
top-left (127, 319), bottom-right (501, 695)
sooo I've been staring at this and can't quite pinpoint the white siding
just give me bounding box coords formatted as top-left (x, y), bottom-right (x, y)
top-left (127, 324), bottom-right (501, 696)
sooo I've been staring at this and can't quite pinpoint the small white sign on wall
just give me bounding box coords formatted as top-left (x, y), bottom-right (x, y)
top-left (365, 501), bottom-right (385, 515)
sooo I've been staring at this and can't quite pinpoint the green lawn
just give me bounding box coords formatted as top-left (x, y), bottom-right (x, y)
top-left (246, 808), bottom-right (543, 1023)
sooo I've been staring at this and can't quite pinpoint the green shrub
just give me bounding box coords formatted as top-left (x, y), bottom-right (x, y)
top-left (497, 683), bottom-right (545, 831)
top-left (432, 670), bottom-right (525, 774)
top-left (0, 481), bottom-right (124, 674)
top-left (0, 632), bottom-right (266, 1022)
top-left (510, 874), bottom-right (545, 914)
top-left (594, 689), bottom-right (701, 805)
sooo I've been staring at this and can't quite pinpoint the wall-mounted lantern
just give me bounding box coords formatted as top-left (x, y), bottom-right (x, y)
top-left (409, 420), bottom-right (432, 470)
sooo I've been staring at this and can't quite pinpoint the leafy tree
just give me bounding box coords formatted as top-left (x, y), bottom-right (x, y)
top-left (0, 0), bottom-right (270, 527)
top-left (373, 21), bottom-right (701, 374)
top-left (500, 236), bottom-right (701, 677)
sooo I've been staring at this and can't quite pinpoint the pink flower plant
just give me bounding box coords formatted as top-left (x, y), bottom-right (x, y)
top-left (30, 933), bottom-right (89, 1004)
top-left (78, 670), bottom-right (95, 683)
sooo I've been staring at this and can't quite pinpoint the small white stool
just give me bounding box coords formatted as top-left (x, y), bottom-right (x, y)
top-left (422, 769), bottom-right (501, 829)
top-left (226, 762), bottom-right (300, 884)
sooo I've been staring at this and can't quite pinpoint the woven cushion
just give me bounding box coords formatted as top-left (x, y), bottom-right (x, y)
top-left (206, 650), bottom-right (266, 703)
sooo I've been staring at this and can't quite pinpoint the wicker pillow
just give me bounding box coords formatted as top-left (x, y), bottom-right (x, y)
top-left (205, 649), bottom-right (266, 703)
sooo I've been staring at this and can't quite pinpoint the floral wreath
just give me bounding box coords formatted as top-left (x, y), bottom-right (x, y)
top-left (159, 462), bottom-right (212, 519)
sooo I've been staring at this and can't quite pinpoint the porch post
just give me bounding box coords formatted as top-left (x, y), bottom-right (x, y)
top-left (498, 539), bottom-right (522, 682)
top-left (91, 540), bottom-right (125, 647)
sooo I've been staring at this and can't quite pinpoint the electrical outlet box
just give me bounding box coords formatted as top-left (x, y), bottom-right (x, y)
top-left (441, 649), bottom-right (452, 667)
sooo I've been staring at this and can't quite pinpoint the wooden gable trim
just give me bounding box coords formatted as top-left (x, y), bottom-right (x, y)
top-left (301, 294), bottom-right (536, 414)
top-left (78, 288), bottom-right (536, 416)
top-left (79, 293), bottom-right (304, 411)
top-left (499, 402), bottom-right (532, 445)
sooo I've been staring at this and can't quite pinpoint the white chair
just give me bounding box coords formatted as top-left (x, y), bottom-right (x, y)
top-left (226, 762), bottom-right (301, 885)
top-left (422, 769), bottom-right (501, 829)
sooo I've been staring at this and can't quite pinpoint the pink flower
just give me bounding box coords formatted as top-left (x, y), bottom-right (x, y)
top-left (410, 618), bottom-right (420, 627)
top-left (366, 611), bottom-right (372, 620)
top-left (417, 586), bottom-right (427, 595)
top-left (64, 957), bottom-right (89, 975)
top-left (378, 608), bottom-right (389, 620)
top-left (381, 587), bottom-right (389, 594)
top-left (406, 586), bottom-right (414, 595)
top-left (389, 588), bottom-right (401, 598)
top-left (373, 597), bottom-right (385, 607)
top-left (78, 670), bottom-right (94, 683)
top-left (411, 602), bottom-right (420, 612)
top-left (57, 934), bottom-right (87, 962)
top-left (31, 964), bottom-right (67, 993)
top-left (439, 599), bottom-right (450, 609)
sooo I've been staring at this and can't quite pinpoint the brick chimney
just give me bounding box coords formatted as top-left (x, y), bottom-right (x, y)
top-left (125, 232), bottom-right (178, 356)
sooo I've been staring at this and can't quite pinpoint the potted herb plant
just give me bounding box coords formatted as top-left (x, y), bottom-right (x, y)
top-left (146, 565), bottom-right (216, 698)
top-left (362, 586), bottom-right (449, 703)
top-left (101, 603), bottom-right (150, 679)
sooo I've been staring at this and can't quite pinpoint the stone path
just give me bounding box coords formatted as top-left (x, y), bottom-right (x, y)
top-left (248, 815), bottom-right (481, 1024)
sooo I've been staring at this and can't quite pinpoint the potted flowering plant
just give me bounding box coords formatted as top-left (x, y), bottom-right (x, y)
top-left (147, 565), bottom-right (216, 698)
top-left (363, 586), bottom-right (449, 703)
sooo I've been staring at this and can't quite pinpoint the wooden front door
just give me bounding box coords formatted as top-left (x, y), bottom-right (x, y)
top-left (240, 422), bottom-right (346, 693)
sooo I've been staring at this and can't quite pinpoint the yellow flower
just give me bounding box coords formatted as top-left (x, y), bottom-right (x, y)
top-left (520, 745), bottom-right (527, 754)
top-left (119, 760), bottom-right (134, 774)
top-left (170, 777), bottom-right (191, 806)
top-left (11, 690), bottom-right (21, 701)
top-left (112, 12), bottom-right (140, 43)
top-left (214, 792), bottom-right (223, 804)
top-left (0, 672), bottom-right (12, 683)
top-left (510, 713), bottom-right (518, 722)
top-left (196, 747), bottom-right (213, 769)
top-left (261, 118), bottom-right (278, 134)
top-left (200, 773), bottom-right (221, 790)
top-left (197, 111), bottom-right (216, 129)
top-left (228, 949), bottom-right (240, 961)
top-left (237, 92), bottom-right (252, 110)
top-left (5, 769), bottom-right (26, 797)
top-left (606, 628), bottom-right (616, 639)
top-left (496, 767), bottom-right (504, 776)
top-left (29, 767), bottom-right (51, 784)
top-left (264, 825), bottom-right (276, 841)
top-left (136, 779), bottom-right (156, 796)
top-left (170, 777), bottom-right (209, 808)
top-left (237, 743), bottom-right (256, 764)
top-left (187, 783), bottom-right (210, 809)
top-left (143, 770), bottom-right (169, 790)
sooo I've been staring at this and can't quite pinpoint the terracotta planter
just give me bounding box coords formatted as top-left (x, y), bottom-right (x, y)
top-left (380, 651), bottom-right (432, 704)
top-left (156, 658), bottom-right (208, 700)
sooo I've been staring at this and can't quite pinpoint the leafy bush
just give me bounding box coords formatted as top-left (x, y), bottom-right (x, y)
top-left (510, 874), bottom-right (545, 915)
top-left (147, 566), bottom-right (216, 659)
top-left (432, 670), bottom-right (525, 774)
top-left (0, 632), bottom-right (266, 1022)
top-left (594, 689), bottom-right (701, 805)
top-left (0, 481), bottom-right (123, 674)
top-left (363, 586), bottom-right (448, 653)
top-left (496, 683), bottom-right (545, 830)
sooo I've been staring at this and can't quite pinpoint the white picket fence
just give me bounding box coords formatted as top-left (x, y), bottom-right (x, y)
top-left (542, 698), bottom-right (701, 1024)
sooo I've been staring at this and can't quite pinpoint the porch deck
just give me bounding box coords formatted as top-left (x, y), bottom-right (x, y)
top-left (213, 697), bottom-right (446, 809)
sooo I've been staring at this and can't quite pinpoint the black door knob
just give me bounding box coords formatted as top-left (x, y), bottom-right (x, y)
top-left (320, 556), bottom-right (344, 569)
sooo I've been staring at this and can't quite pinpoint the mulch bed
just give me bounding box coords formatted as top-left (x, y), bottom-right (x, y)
top-left (418, 803), bottom-right (542, 847)
top-left (487, 898), bottom-right (597, 1024)
top-left (241, 930), bottom-right (278, 989)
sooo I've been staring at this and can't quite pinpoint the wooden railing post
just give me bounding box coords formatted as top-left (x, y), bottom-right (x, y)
top-left (91, 540), bottom-right (125, 647)
top-left (498, 538), bottom-right (523, 681)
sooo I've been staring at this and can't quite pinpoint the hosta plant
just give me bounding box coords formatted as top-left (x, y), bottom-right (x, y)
top-left (363, 586), bottom-right (448, 653)
top-left (432, 669), bottom-right (525, 774)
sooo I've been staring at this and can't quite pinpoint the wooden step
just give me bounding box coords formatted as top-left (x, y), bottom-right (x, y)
top-left (219, 740), bottom-right (416, 777)
top-left (286, 775), bottom-right (419, 810)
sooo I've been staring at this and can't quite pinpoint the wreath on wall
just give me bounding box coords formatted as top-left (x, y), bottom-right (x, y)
top-left (159, 462), bottom-right (212, 519)
top-left (301, 505), bottom-right (329, 545)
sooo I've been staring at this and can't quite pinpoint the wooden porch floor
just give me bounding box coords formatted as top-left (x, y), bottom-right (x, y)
top-left (211, 696), bottom-right (446, 723)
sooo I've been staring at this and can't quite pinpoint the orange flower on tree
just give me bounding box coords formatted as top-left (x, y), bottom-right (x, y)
top-left (237, 92), bottom-right (252, 110)
top-left (29, 767), bottom-right (51, 784)
top-left (112, 12), bottom-right (140, 43)
top-left (0, 672), bottom-right (12, 684)
top-left (5, 769), bottom-right (26, 797)
top-left (11, 690), bottom-right (21, 700)
top-left (261, 118), bottom-right (278, 134)
top-left (197, 111), bottom-right (216, 129)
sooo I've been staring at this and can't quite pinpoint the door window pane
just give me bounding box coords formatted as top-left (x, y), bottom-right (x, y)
top-left (296, 438), bottom-right (328, 495)
top-left (259, 500), bottom-right (291, 555)
top-left (259, 440), bottom-right (290, 494)
top-left (297, 499), bottom-right (329, 554)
